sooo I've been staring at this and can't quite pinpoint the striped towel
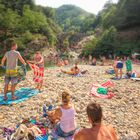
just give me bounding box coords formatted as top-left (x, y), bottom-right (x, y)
top-left (101, 80), bottom-right (114, 87)
top-left (28, 62), bottom-right (44, 83)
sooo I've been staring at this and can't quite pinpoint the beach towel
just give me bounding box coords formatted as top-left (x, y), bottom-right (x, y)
top-left (28, 62), bottom-right (44, 83)
top-left (131, 77), bottom-right (140, 81)
top-left (73, 73), bottom-right (82, 77)
top-left (90, 81), bottom-right (114, 99)
top-left (0, 87), bottom-right (39, 105)
top-left (100, 81), bottom-right (114, 87)
top-left (110, 77), bottom-right (121, 80)
top-left (50, 129), bottom-right (73, 140)
top-left (62, 72), bottom-right (83, 77)
top-left (106, 69), bottom-right (115, 74)
top-left (35, 135), bottom-right (49, 140)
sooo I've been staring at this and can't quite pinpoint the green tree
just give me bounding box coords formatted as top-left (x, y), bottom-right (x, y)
top-left (114, 0), bottom-right (140, 29)
top-left (0, 0), bottom-right (35, 15)
top-left (82, 37), bottom-right (98, 57)
top-left (96, 26), bottom-right (117, 56)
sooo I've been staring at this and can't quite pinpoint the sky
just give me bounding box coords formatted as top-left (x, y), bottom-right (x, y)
top-left (35, 0), bottom-right (119, 14)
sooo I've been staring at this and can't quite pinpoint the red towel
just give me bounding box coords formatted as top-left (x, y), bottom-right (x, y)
top-left (28, 63), bottom-right (44, 83)
top-left (101, 80), bottom-right (114, 87)
top-left (90, 81), bottom-right (114, 99)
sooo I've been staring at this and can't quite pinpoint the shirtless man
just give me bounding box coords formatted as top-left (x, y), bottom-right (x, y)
top-left (74, 102), bottom-right (117, 140)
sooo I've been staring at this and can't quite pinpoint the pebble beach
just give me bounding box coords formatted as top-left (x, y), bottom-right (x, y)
top-left (0, 64), bottom-right (140, 140)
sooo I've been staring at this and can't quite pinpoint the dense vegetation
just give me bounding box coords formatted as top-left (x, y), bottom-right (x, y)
top-left (82, 0), bottom-right (140, 58)
top-left (0, 1), bottom-right (96, 60)
top-left (55, 5), bottom-right (96, 33)
top-left (0, 0), bottom-right (139, 60)
top-left (0, 0), bottom-right (60, 59)
top-left (55, 5), bottom-right (96, 54)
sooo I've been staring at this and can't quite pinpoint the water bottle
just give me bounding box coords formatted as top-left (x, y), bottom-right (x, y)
top-left (43, 104), bottom-right (47, 117)
top-left (48, 105), bottom-right (53, 111)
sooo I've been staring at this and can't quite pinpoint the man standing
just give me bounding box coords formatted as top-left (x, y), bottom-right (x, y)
top-left (1, 42), bottom-right (26, 100)
top-left (74, 102), bottom-right (117, 140)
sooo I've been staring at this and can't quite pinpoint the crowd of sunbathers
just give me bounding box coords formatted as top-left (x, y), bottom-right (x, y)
top-left (1, 42), bottom-right (140, 140)
top-left (59, 55), bottom-right (140, 80)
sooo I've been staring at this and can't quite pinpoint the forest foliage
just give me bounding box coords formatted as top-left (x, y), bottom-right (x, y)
top-left (0, 0), bottom-right (60, 59)
top-left (0, 0), bottom-right (140, 59)
top-left (81, 0), bottom-right (140, 58)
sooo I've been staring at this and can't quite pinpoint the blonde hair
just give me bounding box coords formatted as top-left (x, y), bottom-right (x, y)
top-left (62, 91), bottom-right (71, 104)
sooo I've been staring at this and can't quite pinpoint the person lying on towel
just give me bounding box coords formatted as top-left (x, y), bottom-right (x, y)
top-left (61, 62), bottom-right (80, 75)
top-left (47, 91), bottom-right (77, 138)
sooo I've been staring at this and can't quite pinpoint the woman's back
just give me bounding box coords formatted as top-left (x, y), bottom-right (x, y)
top-left (60, 105), bottom-right (76, 133)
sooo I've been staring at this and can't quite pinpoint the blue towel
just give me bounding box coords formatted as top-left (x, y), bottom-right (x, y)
top-left (0, 87), bottom-right (39, 105)
top-left (35, 135), bottom-right (49, 140)
top-left (50, 129), bottom-right (73, 140)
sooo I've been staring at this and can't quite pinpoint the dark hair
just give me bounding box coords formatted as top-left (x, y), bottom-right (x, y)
top-left (75, 66), bottom-right (78, 69)
top-left (87, 102), bottom-right (102, 123)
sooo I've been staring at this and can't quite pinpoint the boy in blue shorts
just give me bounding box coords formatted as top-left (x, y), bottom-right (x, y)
top-left (115, 57), bottom-right (123, 79)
